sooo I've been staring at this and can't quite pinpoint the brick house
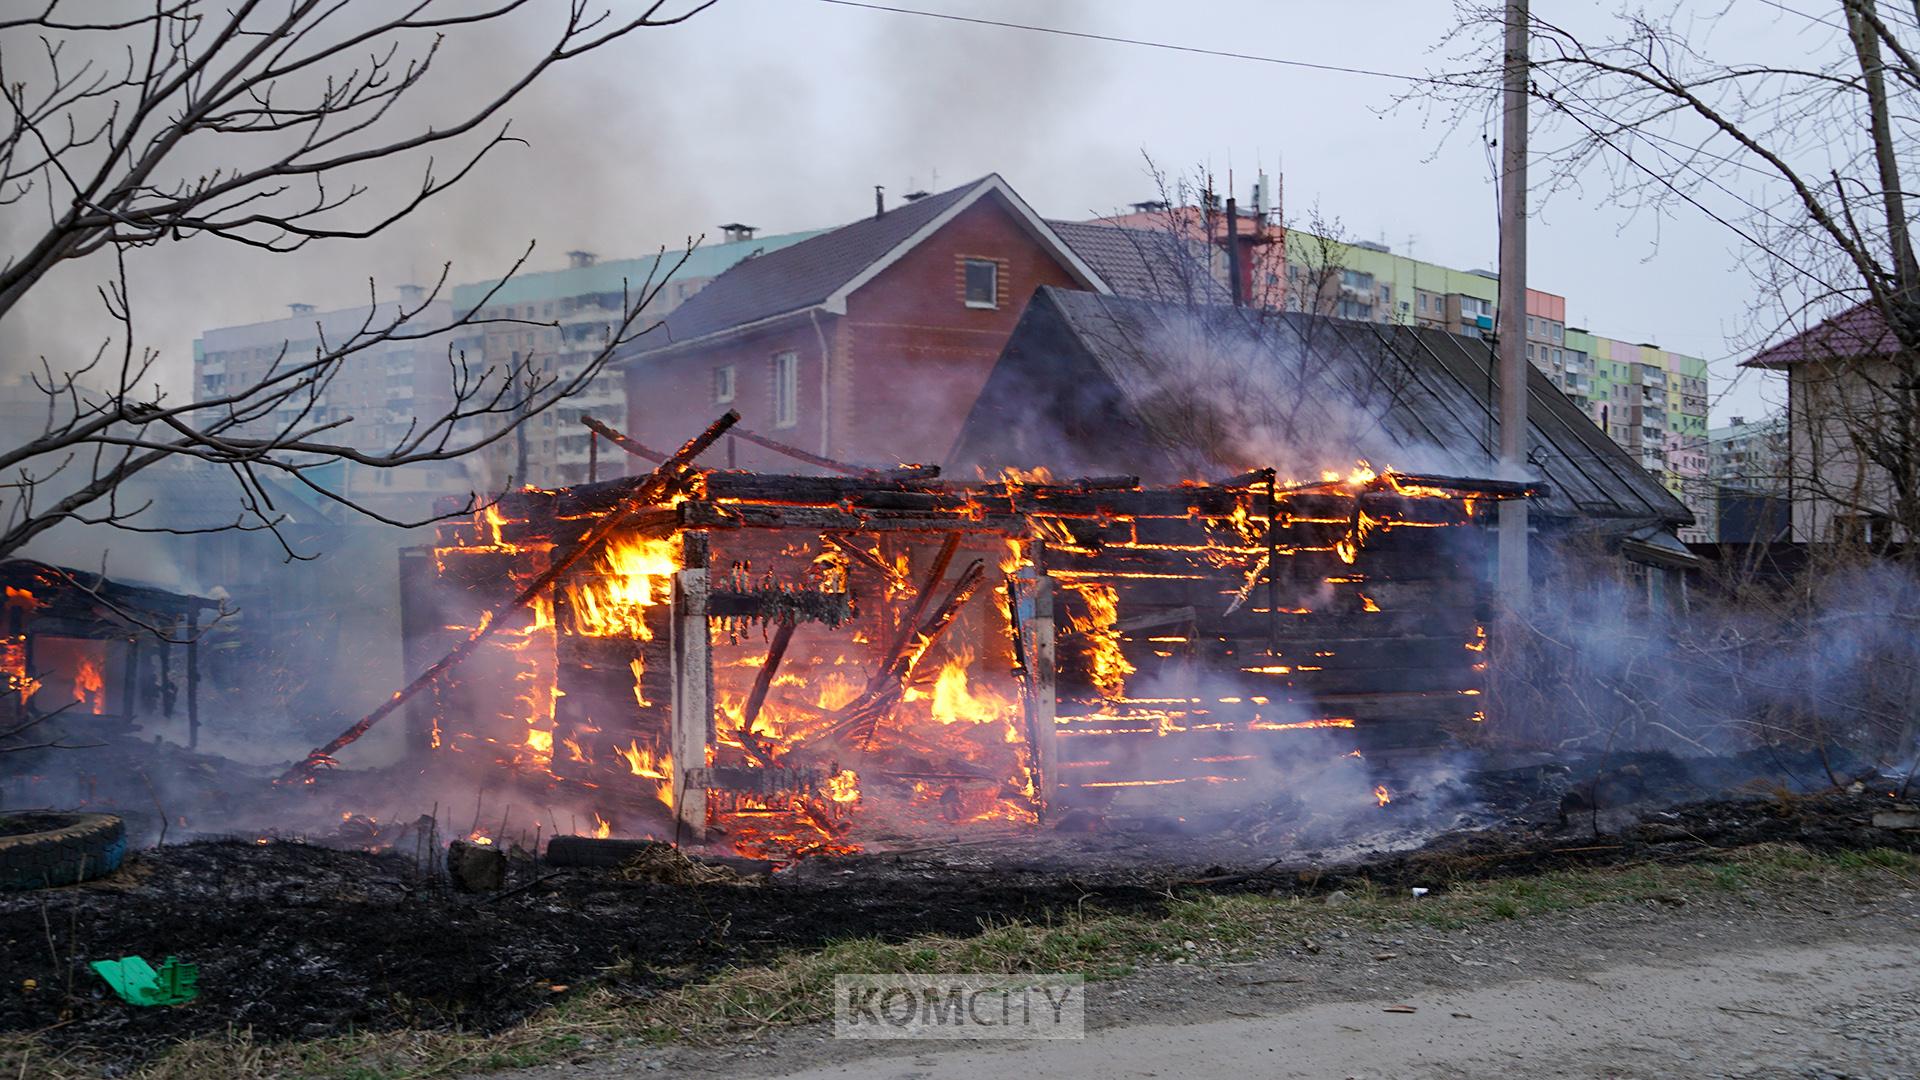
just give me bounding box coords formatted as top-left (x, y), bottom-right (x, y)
top-left (617, 175), bottom-right (1112, 471)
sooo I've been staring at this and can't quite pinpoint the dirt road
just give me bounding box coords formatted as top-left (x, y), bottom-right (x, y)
top-left (770, 938), bottom-right (1918, 1079)
top-left (493, 872), bottom-right (1920, 1080)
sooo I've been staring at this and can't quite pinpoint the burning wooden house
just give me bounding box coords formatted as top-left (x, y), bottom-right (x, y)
top-left (1, 559), bottom-right (215, 746)
top-left (389, 416), bottom-right (1532, 858)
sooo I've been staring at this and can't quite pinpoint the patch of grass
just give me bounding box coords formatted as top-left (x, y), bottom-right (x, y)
top-left (8, 844), bottom-right (1916, 1080)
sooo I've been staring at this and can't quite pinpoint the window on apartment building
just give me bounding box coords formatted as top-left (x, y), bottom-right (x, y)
top-left (1527, 316), bottom-right (1537, 335)
top-left (1340, 269), bottom-right (1373, 291)
top-left (772, 351), bottom-right (799, 428)
top-left (1418, 293), bottom-right (1429, 313)
top-left (1526, 343), bottom-right (1536, 360)
top-left (1551, 323), bottom-right (1563, 342)
top-left (964, 259), bottom-right (998, 309)
top-left (713, 364), bottom-right (736, 405)
top-left (1378, 285), bottom-right (1391, 306)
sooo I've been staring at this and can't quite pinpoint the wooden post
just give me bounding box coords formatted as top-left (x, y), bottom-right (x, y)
top-left (669, 537), bottom-right (712, 842)
top-left (186, 633), bottom-right (200, 750)
top-left (1018, 567), bottom-right (1059, 817)
top-left (121, 636), bottom-right (139, 728)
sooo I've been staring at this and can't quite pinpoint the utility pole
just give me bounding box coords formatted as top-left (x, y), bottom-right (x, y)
top-left (1497, 0), bottom-right (1530, 606)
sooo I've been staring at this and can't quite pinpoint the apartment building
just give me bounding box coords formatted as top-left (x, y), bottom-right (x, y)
top-left (192, 288), bottom-right (471, 510)
top-left (448, 227), bottom-right (823, 487)
top-left (1709, 414), bottom-right (1788, 492)
top-left (1300, 237), bottom-right (1713, 528)
top-left (1705, 414), bottom-right (1790, 543)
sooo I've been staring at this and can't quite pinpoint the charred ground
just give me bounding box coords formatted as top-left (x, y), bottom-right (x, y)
top-left (1, 749), bottom-right (1912, 1067)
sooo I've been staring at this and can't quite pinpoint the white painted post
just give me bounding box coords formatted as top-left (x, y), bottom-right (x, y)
top-left (669, 564), bottom-right (710, 842)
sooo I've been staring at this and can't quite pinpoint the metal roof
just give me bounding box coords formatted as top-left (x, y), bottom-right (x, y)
top-left (953, 287), bottom-right (1690, 525)
top-left (450, 229), bottom-right (827, 313)
top-left (1743, 301), bottom-right (1896, 368)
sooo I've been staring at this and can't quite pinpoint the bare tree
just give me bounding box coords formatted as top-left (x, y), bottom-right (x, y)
top-left (0, 1), bottom-right (712, 561)
top-left (1420, 0), bottom-right (1920, 548)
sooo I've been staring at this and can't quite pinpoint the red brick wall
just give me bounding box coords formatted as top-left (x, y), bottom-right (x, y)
top-left (834, 197), bottom-right (1082, 466)
top-left (621, 321), bottom-right (827, 475)
top-left (622, 193), bottom-right (1086, 473)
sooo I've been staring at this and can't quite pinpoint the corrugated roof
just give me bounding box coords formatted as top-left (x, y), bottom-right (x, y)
top-left (450, 229), bottom-right (827, 312)
top-left (1744, 301), bottom-right (1896, 367)
top-left (955, 288), bottom-right (1689, 525)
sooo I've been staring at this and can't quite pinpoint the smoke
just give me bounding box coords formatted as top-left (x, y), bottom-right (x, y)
top-left (1499, 544), bottom-right (1920, 783)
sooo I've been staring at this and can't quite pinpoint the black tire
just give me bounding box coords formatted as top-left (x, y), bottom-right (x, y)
top-left (0, 812), bottom-right (126, 890)
top-left (545, 834), bottom-right (671, 868)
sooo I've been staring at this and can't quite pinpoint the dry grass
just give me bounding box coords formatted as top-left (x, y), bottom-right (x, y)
top-left (5, 844), bottom-right (1914, 1080)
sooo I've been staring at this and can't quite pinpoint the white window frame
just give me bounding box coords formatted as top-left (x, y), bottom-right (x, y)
top-left (713, 364), bottom-right (736, 405)
top-left (772, 351), bottom-right (799, 429)
top-left (963, 259), bottom-right (998, 309)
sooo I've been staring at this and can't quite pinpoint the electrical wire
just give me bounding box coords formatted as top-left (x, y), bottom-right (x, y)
top-left (813, 0), bottom-right (1460, 87)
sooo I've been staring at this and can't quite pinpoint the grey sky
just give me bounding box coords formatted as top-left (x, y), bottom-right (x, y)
top-left (6, 0), bottom-right (1814, 422)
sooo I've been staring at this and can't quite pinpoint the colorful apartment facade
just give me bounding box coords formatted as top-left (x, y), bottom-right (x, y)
top-left (1298, 239), bottom-right (1712, 539)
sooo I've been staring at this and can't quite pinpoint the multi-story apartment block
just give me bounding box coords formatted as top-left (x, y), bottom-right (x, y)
top-left (194, 287), bottom-right (454, 449)
top-left (1705, 414), bottom-right (1790, 543)
top-left (192, 288), bottom-right (475, 512)
top-left (1709, 414), bottom-right (1788, 492)
top-left (449, 228), bottom-right (822, 487)
top-left (1283, 237), bottom-right (1715, 538)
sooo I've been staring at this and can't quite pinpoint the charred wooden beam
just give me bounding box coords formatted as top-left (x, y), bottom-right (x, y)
top-left (279, 410), bottom-right (740, 784)
top-left (687, 763), bottom-right (835, 796)
top-left (726, 426), bottom-right (875, 477)
top-left (706, 588), bottom-right (852, 626)
top-left (581, 416), bottom-right (669, 463)
top-left (736, 620), bottom-right (795, 767)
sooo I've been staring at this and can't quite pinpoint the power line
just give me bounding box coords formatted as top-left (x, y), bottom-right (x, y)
top-left (813, 0), bottom-right (1457, 87)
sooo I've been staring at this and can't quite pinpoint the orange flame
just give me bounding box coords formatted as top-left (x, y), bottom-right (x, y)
top-left (615, 740), bottom-right (675, 808)
top-left (1064, 582), bottom-right (1133, 698)
top-left (73, 655), bottom-right (105, 714)
top-left (564, 535), bottom-right (679, 639)
top-left (1374, 784), bottom-right (1392, 807)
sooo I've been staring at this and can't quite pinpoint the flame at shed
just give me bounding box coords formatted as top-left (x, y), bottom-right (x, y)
top-left (403, 453), bottom-right (1529, 861)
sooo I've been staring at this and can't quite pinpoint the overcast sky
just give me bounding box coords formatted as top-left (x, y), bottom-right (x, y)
top-left (7, 0), bottom-right (1832, 423)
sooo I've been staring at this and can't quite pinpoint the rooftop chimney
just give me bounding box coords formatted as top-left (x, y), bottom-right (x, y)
top-left (289, 302), bottom-right (316, 316)
top-left (567, 250), bottom-right (598, 268)
top-left (719, 223), bottom-right (758, 243)
top-left (874, 185), bottom-right (885, 219)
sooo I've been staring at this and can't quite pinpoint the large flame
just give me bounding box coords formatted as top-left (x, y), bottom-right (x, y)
top-left (564, 535), bottom-right (680, 639)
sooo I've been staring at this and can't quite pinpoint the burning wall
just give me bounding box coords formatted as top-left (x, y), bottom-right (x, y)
top-left (407, 465), bottom-right (1529, 858)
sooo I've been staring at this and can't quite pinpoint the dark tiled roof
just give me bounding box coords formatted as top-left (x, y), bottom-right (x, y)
top-left (636, 178), bottom-right (989, 350)
top-left (953, 287), bottom-right (1689, 525)
top-left (1045, 221), bottom-right (1231, 304)
top-left (1744, 302), bottom-right (1896, 367)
